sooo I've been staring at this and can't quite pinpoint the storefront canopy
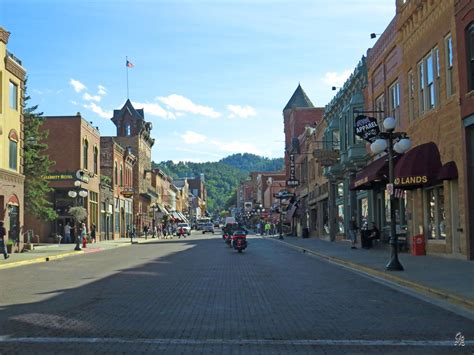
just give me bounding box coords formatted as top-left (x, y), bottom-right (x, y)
top-left (285, 204), bottom-right (298, 224)
top-left (394, 142), bottom-right (442, 189)
top-left (350, 156), bottom-right (388, 191)
top-left (437, 161), bottom-right (458, 181)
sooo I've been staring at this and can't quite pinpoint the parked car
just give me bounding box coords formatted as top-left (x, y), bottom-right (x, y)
top-left (176, 223), bottom-right (191, 236)
top-left (202, 223), bottom-right (215, 234)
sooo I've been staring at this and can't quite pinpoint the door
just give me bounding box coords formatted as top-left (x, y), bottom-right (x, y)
top-left (8, 205), bottom-right (19, 242)
top-left (450, 180), bottom-right (461, 254)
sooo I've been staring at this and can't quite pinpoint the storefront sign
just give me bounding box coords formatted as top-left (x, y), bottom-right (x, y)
top-left (394, 176), bottom-right (428, 186)
top-left (287, 179), bottom-right (299, 187)
top-left (289, 154), bottom-right (296, 180)
top-left (313, 149), bottom-right (340, 166)
top-left (354, 176), bottom-right (368, 187)
top-left (44, 173), bottom-right (75, 181)
top-left (354, 115), bottom-right (380, 143)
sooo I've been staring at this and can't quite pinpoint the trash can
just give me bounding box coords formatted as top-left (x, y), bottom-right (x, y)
top-left (302, 227), bottom-right (309, 238)
top-left (411, 234), bottom-right (425, 256)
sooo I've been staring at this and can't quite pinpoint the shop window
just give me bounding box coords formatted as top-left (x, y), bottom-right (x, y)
top-left (359, 197), bottom-right (369, 229)
top-left (83, 139), bottom-right (89, 169)
top-left (9, 81), bottom-right (18, 110)
top-left (389, 81), bottom-right (400, 126)
top-left (89, 191), bottom-right (98, 227)
top-left (337, 183), bottom-right (344, 198)
top-left (9, 139), bottom-right (17, 170)
top-left (337, 204), bottom-right (344, 233)
top-left (445, 34), bottom-right (454, 97)
top-left (408, 70), bottom-right (415, 121)
top-left (466, 23), bottom-right (474, 92)
top-left (425, 186), bottom-right (446, 240)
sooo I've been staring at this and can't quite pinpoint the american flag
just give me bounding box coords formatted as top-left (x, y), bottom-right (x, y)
top-left (126, 60), bottom-right (134, 68)
top-left (394, 188), bottom-right (405, 199)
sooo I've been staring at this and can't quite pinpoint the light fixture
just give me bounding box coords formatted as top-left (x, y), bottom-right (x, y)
top-left (370, 33), bottom-right (382, 39)
top-left (370, 139), bottom-right (387, 154)
top-left (79, 190), bottom-right (88, 198)
top-left (383, 116), bottom-right (396, 131)
top-left (74, 180), bottom-right (82, 187)
top-left (397, 138), bottom-right (412, 153)
top-left (68, 191), bottom-right (77, 198)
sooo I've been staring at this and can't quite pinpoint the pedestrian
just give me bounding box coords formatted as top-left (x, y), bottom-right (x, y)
top-left (0, 221), bottom-right (9, 260)
top-left (348, 216), bottom-right (359, 249)
top-left (256, 222), bottom-right (261, 235)
top-left (64, 222), bottom-right (72, 244)
top-left (81, 222), bottom-right (88, 248)
top-left (264, 222), bottom-right (271, 236)
top-left (143, 224), bottom-right (149, 239)
top-left (90, 223), bottom-right (96, 243)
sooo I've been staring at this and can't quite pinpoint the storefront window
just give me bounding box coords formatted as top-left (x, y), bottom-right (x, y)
top-left (323, 200), bottom-right (329, 234)
top-left (337, 204), bottom-right (344, 233)
top-left (426, 186), bottom-right (446, 239)
top-left (360, 197), bottom-right (368, 229)
top-left (337, 183), bottom-right (344, 198)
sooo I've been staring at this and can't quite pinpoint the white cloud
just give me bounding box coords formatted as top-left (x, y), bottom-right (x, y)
top-left (227, 105), bottom-right (257, 119)
top-left (132, 101), bottom-right (176, 119)
top-left (98, 85), bottom-right (107, 95)
top-left (210, 139), bottom-right (263, 155)
top-left (83, 103), bottom-right (112, 119)
top-left (83, 93), bottom-right (101, 102)
top-left (181, 131), bottom-right (207, 144)
top-left (157, 94), bottom-right (221, 118)
top-left (70, 100), bottom-right (78, 105)
top-left (69, 79), bottom-right (86, 93)
top-left (321, 69), bottom-right (352, 88)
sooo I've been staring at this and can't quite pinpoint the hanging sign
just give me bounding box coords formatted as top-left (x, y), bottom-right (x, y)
top-left (354, 115), bottom-right (380, 143)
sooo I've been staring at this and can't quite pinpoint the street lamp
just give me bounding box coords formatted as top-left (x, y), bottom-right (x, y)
top-left (68, 180), bottom-right (88, 251)
top-left (370, 117), bottom-right (411, 271)
top-left (273, 190), bottom-right (295, 240)
top-left (150, 204), bottom-right (159, 238)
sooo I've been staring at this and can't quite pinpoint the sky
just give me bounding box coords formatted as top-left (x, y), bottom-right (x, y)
top-left (1, 0), bottom-right (395, 163)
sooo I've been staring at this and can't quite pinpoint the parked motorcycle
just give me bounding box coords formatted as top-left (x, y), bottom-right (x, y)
top-left (231, 231), bottom-right (248, 253)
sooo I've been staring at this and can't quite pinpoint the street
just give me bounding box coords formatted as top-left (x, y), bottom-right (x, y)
top-left (1, 231), bottom-right (473, 354)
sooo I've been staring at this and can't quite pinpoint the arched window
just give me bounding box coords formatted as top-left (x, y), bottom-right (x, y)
top-left (114, 162), bottom-right (118, 185)
top-left (120, 164), bottom-right (123, 186)
top-left (125, 123), bottom-right (131, 136)
top-left (8, 130), bottom-right (18, 170)
top-left (83, 139), bottom-right (89, 169)
top-left (93, 146), bottom-right (98, 175)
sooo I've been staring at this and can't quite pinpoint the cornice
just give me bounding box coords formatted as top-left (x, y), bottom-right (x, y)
top-left (0, 168), bottom-right (25, 184)
top-left (0, 28), bottom-right (10, 45)
top-left (5, 56), bottom-right (26, 81)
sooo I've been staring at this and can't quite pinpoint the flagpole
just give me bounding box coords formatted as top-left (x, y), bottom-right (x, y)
top-left (126, 56), bottom-right (129, 99)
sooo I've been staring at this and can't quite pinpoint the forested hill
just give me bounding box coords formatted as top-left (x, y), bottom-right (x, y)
top-left (153, 153), bottom-right (284, 212)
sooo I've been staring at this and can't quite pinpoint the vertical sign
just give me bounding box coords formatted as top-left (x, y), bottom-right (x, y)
top-left (289, 154), bottom-right (296, 180)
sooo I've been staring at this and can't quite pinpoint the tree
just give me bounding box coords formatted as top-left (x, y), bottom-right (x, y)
top-left (68, 206), bottom-right (87, 223)
top-left (23, 81), bottom-right (57, 221)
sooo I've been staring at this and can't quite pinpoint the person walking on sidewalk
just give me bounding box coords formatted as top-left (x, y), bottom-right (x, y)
top-left (264, 222), bottom-right (271, 236)
top-left (0, 221), bottom-right (9, 260)
top-left (64, 222), bottom-right (72, 244)
top-left (348, 216), bottom-right (359, 249)
top-left (90, 223), bottom-right (97, 243)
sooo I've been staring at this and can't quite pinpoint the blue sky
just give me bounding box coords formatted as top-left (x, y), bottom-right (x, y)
top-left (1, 0), bottom-right (395, 163)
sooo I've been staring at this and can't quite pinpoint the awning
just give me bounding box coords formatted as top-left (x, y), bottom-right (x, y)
top-left (156, 203), bottom-right (169, 215)
top-left (285, 204), bottom-right (298, 224)
top-left (171, 211), bottom-right (184, 222)
top-left (349, 156), bottom-right (388, 191)
top-left (177, 212), bottom-right (189, 223)
top-left (394, 142), bottom-right (442, 189)
top-left (437, 161), bottom-right (458, 181)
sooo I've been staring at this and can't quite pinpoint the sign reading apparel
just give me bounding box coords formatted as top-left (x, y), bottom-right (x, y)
top-left (354, 115), bottom-right (380, 143)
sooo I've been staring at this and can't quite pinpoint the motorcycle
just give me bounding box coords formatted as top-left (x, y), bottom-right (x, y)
top-left (231, 231), bottom-right (248, 253)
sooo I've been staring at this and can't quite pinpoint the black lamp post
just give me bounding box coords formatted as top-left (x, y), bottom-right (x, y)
top-left (273, 190), bottom-right (295, 240)
top-left (68, 180), bottom-right (88, 251)
top-left (370, 117), bottom-right (411, 271)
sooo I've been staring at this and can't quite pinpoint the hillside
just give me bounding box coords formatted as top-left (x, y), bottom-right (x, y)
top-left (153, 154), bottom-right (284, 212)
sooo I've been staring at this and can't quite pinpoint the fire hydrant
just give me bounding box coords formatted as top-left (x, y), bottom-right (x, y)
top-left (82, 236), bottom-right (87, 248)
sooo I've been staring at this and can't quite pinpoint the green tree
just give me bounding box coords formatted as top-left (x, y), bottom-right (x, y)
top-left (23, 83), bottom-right (57, 221)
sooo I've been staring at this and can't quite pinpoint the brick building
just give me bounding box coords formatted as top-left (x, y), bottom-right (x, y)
top-left (0, 27), bottom-right (26, 252)
top-left (455, 0), bottom-right (474, 258)
top-left (27, 113), bottom-right (101, 242)
top-left (111, 100), bottom-right (155, 234)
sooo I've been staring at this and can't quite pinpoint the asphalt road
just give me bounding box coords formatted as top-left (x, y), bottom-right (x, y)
top-left (1, 231), bottom-right (473, 354)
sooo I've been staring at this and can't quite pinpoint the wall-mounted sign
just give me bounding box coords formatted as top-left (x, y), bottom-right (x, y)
top-left (354, 115), bottom-right (380, 143)
top-left (313, 149), bottom-right (340, 166)
top-left (394, 176), bottom-right (428, 186)
top-left (286, 179), bottom-right (299, 187)
top-left (289, 154), bottom-right (296, 180)
top-left (44, 173), bottom-right (75, 181)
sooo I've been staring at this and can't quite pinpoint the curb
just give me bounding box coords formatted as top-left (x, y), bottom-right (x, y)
top-left (0, 241), bottom-right (133, 270)
top-left (269, 237), bottom-right (474, 312)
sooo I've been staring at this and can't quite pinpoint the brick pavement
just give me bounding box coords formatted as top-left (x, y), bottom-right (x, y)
top-left (0, 234), bottom-right (473, 353)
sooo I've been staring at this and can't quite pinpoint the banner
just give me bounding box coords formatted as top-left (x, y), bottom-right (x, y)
top-left (354, 115), bottom-right (380, 143)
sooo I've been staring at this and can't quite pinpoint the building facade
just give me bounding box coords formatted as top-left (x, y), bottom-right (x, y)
top-left (0, 27), bottom-right (26, 251)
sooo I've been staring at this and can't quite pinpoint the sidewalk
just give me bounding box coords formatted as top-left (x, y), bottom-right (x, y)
top-left (268, 234), bottom-right (474, 312)
top-left (0, 237), bottom-right (153, 270)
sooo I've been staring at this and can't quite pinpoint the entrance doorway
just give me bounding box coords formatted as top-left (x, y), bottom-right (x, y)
top-left (8, 205), bottom-right (20, 243)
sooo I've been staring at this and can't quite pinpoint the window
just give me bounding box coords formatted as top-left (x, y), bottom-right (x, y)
top-left (114, 162), bottom-right (118, 185)
top-left (120, 164), bottom-right (123, 186)
top-left (89, 191), bottom-right (98, 228)
top-left (83, 139), bottom-right (89, 169)
top-left (125, 123), bottom-right (131, 136)
top-left (375, 94), bottom-right (385, 128)
top-left (115, 198), bottom-right (120, 233)
top-left (408, 70), bottom-right (415, 121)
top-left (418, 61), bottom-right (425, 114)
top-left (389, 81), bottom-right (400, 125)
top-left (332, 130), bottom-right (340, 150)
top-left (337, 183), bottom-right (344, 198)
top-left (467, 23), bottom-right (474, 91)
top-left (9, 81), bottom-right (18, 110)
top-left (425, 186), bottom-right (446, 240)
top-left (9, 139), bottom-right (17, 170)
top-left (337, 204), bottom-right (344, 234)
top-left (418, 47), bottom-right (440, 114)
top-left (445, 34), bottom-right (454, 97)
top-left (93, 147), bottom-right (98, 175)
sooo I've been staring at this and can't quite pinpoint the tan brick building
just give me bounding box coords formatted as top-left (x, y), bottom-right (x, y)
top-left (0, 27), bottom-right (26, 251)
top-left (397, 0), bottom-right (467, 258)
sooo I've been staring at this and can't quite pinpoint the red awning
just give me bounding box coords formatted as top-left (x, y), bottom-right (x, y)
top-left (437, 161), bottom-right (458, 181)
top-left (394, 142), bottom-right (442, 189)
top-left (350, 156), bottom-right (388, 191)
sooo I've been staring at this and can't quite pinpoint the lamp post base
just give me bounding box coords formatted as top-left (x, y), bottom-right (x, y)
top-left (386, 257), bottom-right (404, 271)
top-left (74, 245), bottom-right (82, 251)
